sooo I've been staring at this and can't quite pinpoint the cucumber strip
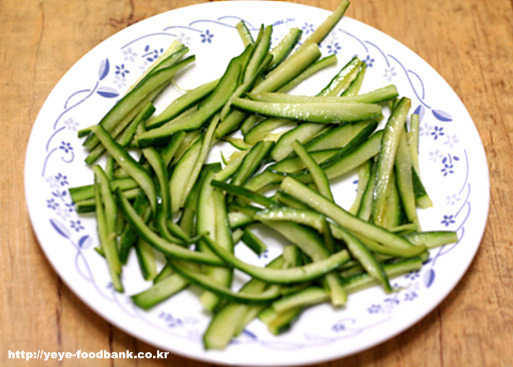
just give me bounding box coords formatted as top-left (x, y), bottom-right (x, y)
top-left (268, 27), bottom-right (302, 71)
top-left (223, 137), bottom-right (252, 151)
top-left (115, 191), bottom-right (225, 266)
top-left (116, 102), bottom-right (156, 147)
top-left (408, 113), bottom-right (421, 173)
top-left (93, 166), bottom-right (123, 292)
top-left (270, 123), bottom-right (325, 162)
top-left (272, 287), bottom-right (328, 313)
top-left (228, 210), bottom-right (255, 229)
top-left (255, 207), bottom-right (426, 258)
top-left (89, 124), bottom-right (157, 213)
top-left (214, 150), bottom-right (249, 182)
top-left (251, 42), bottom-right (321, 94)
top-left (404, 231), bottom-right (458, 248)
top-left (232, 98), bottom-right (382, 124)
top-left (169, 260), bottom-right (282, 304)
top-left (269, 149), bottom-right (339, 174)
top-left (170, 114), bottom-right (220, 213)
top-left (134, 237), bottom-right (158, 281)
top-left (261, 220), bottom-right (347, 305)
top-left (244, 117), bottom-right (296, 146)
top-left (135, 52), bottom-right (242, 147)
top-left (118, 191), bottom-right (150, 264)
top-left (211, 180), bottom-right (279, 208)
top-left (342, 61), bottom-right (367, 96)
top-left (412, 166), bottom-right (433, 208)
top-left (343, 257), bottom-right (423, 293)
top-left (203, 256), bottom-right (286, 350)
top-left (244, 25), bottom-right (273, 84)
top-left (131, 273), bottom-right (189, 310)
top-left (214, 43), bottom-right (322, 139)
top-left (381, 171), bottom-right (404, 229)
top-left (83, 55), bottom-right (195, 151)
top-left (395, 130), bottom-right (420, 229)
top-left (74, 187), bottom-right (139, 213)
top-left (349, 160), bottom-right (372, 214)
top-left (230, 140), bottom-right (273, 187)
top-left (146, 79), bottom-right (218, 129)
top-left (241, 228), bottom-right (268, 255)
top-left (296, 0), bottom-right (350, 51)
top-left (318, 56), bottom-right (362, 97)
top-left (291, 140), bottom-right (333, 200)
top-left (199, 188), bottom-right (235, 312)
top-left (357, 160), bottom-right (377, 220)
top-left (276, 54), bottom-right (337, 93)
top-left (372, 97), bottom-right (411, 225)
top-left (280, 177), bottom-right (424, 252)
top-left (259, 306), bottom-right (303, 335)
top-left (236, 21), bottom-right (254, 46)
top-left (202, 236), bottom-right (351, 284)
top-left (70, 177), bottom-right (137, 203)
top-left (249, 85), bottom-right (399, 106)
top-left (154, 263), bottom-right (174, 284)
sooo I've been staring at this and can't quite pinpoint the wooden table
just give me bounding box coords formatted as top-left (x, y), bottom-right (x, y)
top-left (1, 0), bottom-right (512, 366)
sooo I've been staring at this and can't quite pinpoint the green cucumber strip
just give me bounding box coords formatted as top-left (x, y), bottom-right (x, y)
top-left (408, 113), bottom-right (421, 173)
top-left (244, 25), bottom-right (273, 84)
top-left (260, 306), bottom-right (303, 335)
top-left (342, 61), bottom-right (367, 96)
top-left (292, 140), bottom-right (333, 200)
top-left (395, 130), bottom-right (420, 229)
top-left (276, 54), bottom-right (337, 93)
top-left (247, 85), bottom-right (398, 104)
top-left (223, 137), bottom-right (252, 151)
top-left (252, 42), bottom-right (321, 94)
top-left (269, 149), bottom-right (340, 174)
top-left (70, 178), bottom-right (137, 203)
top-left (296, 0), bottom-right (350, 51)
top-left (318, 56), bottom-right (362, 97)
top-left (232, 98), bottom-right (382, 124)
top-left (268, 27), bottom-right (302, 71)
top-left (343, 257), bottom-right (423, 293)
top-left (228, 210), bottom-right (254, 229)
top-left (412, 166), bottom-right (433, 208)
top-left (244, 117), bottom-right (296, 146)
top-left (381, 171), bottom-right (404, 229)
top-left (135, 237), bottom-right (158, 281)
top-left (83, 55), bottom-right (195, 151)
top-left (372, 97), bottom-right (411, 225)
top-left (74, 187), bottom-right (139, 213)
top-left (272, 287), bottom-right (328, 313)
top-left (211, 180), bottom-right (279, 208)
top-left (230, 140), bottom-right (274, 187)
top-left (404, 231), bottom-right (458, 248)
top-left (93, 166), bottom-right (123, 292)
top-left (169, 260), bottom-right (282, 304)
top-left (214, 43), bottom-right (322, 139)
top-left (349, 160), bottom-right (372, 215)
top-left (118, 191), bottom-right (150, 264)
top-left (135, 52), bottom-right (242, 147)
top-left (154, 263), bottom-right (174, 284)
top-left (117, 102), bottom-right (156, 147)
top-left (115, 191), bottom-right (225, 266)
top-left (131, 273), bottom-right (189, 310)
top-left (255, 207), bottom-right (426, 258)
top-left (241, 228), bottom-right (268, 255)
top-left (203, 256), bottom-right (286, 350)
top-left (128, 41), bottom-right (187, 92)
top-left (146, 79), bottom-right (218, 129)
top-left (89, 124), bottom-right (157, 213)
top-left (199, 187), bottom-right (235, 312)
top-left (261, 220), bottom-right (347, 305)
top-left (270, 123), bottom-right (325, 162)
top-left (214, 150), bottom-right (249, 182)
top-left (236, 21), bottom-right (254, 46)
top-left (160, 130), bottom-right (186, 167)
top-left (202, 236), bottom-right (351, 284)
top-left (170, 114), bottom-right (220, 213)
top-left (357, 160), bottom-right (377, 220)
top-left (280, 177), bottom-right (424, 252)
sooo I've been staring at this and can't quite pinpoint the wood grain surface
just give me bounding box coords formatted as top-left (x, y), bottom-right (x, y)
top-left (1, 0), bottom-right (512, 366)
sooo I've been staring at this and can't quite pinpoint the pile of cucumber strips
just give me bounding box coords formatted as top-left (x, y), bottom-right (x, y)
top-left (71, 0), bottom-right (457, 349)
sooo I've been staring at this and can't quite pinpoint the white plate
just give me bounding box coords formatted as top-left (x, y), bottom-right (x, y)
top-left (25, 1), bottom-right (489, 366)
